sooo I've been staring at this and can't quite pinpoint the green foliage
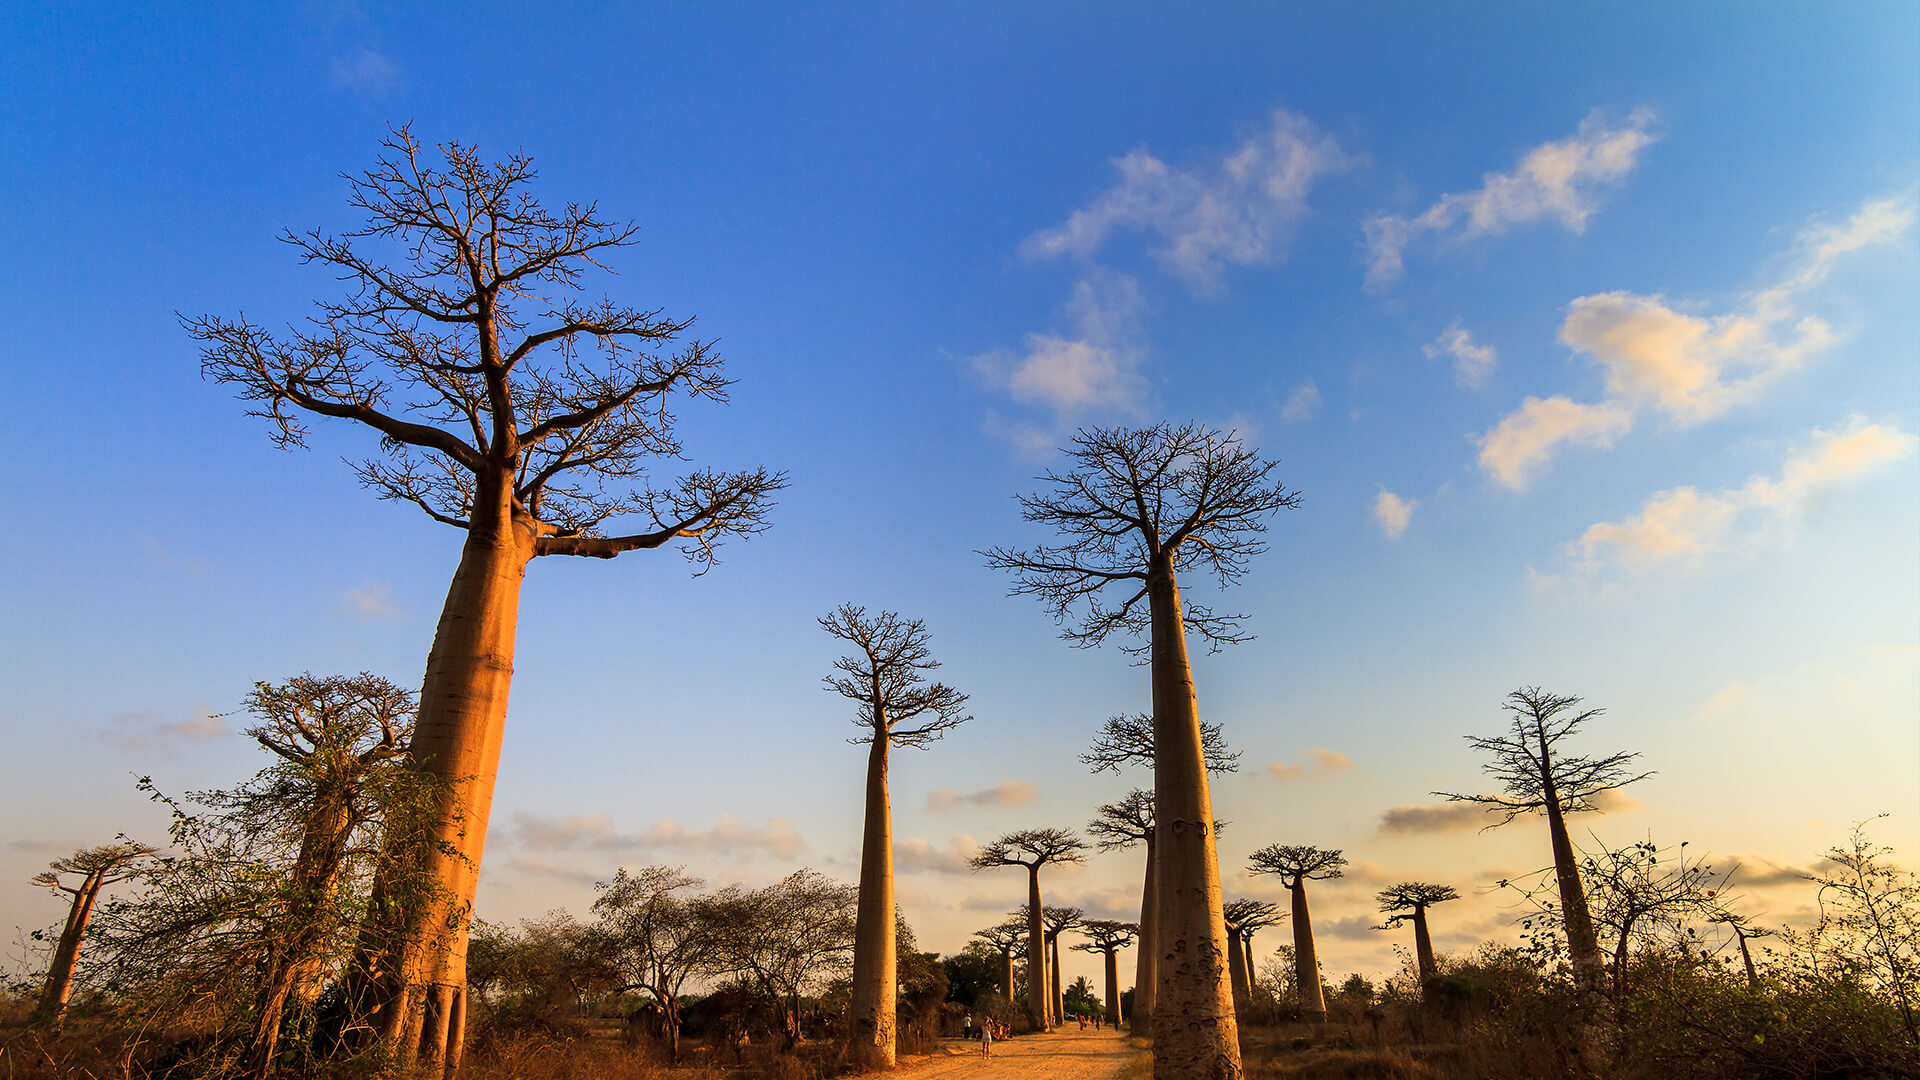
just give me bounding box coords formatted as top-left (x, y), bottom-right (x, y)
top-left (942, 942), bottom-right (1001, 1007)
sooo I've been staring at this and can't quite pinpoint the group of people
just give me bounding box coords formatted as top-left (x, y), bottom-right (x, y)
top-left (962, 1010), bottom-right (1115, 1057)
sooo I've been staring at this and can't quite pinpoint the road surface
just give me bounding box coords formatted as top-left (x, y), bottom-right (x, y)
top-left (900, 1027), bottom-right (1137, 1080)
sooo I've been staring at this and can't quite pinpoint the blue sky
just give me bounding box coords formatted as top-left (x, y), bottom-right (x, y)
top-left (3, 3), bottom-right (1916, 988)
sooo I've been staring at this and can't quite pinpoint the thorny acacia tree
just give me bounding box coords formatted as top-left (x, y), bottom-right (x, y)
top-left (701, 869), bottom-right (858, 1051)
top-left (819, 604), bottom-right (969, 1068)
top-left (1247, 845), bottom-right (1346, 1022)
top-left (188, 130), bottom-right (784, 1069)
top-left (31, 843), bottom-right (153, 1024)
top-left (1221, 899), bottom-right (1280, 1019)
top-left (1072, 920), bottom-right (1138, 1026)
top-left (987, 423), bottom-right (1297, 1079)
top-left (1375, 882), bottom-right (1460, 991)
top-left (591, 866), bottom-right (713, 1064)
top-left (1436, 687), bottom-right (1650, 1008)
top-left (970, 829), bottom-right (1087, 1033)
top-left (1042, 906), bottom-right (1085, 1026)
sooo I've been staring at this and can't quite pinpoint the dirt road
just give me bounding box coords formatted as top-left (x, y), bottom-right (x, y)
top-left (900, 1027), bottom-right (1138, 1080)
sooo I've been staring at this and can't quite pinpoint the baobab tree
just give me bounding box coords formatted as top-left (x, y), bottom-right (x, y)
top-left (1248, 845), bottom-right (1346, 1022)
top-left (188, 129), bottom-right (784, 1070)
top-left (819, 604), bottom-right (969, 1068)
top-left (973, 916), bottom-right (1029, 1005)
top-left (1221, 899), bottom-right (1280, 1019)
top-left (1072, 920), bottom-right (1138, 1026)
top-left (1436, 687), bottom-right (1649, 1008)
top-left (1042, 906), bottom-right (1085, 1026)
top-left (1710, 911), bottom-right (1772, 992)
top-left (970, 829), bottom-right (1087, 1032)
top-left (31, 842), bottom-right (153, 1023)
top-left (1082, 713), bottom-right (1240, 775)
top-left (1234, 899), bottom-right (1282, 1014)
top-left (1375, 882), bottom-right (1460, 991)
top-left (1088, 790), bottom-right (1157, 1028)
top-left (987, 423), bottom-right (1298, 1078)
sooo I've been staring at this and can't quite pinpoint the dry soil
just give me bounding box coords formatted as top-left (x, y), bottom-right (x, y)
top-left (899, 1027), bottom-right (1138, 1080)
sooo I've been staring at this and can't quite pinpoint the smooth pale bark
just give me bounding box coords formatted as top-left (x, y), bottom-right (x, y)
top-left (1132, 836), bottom-right (1157, 1030)
top-left (1288, 882), bottom-right (1327, 1022)
top-left (849, 736), bottom-right (897, 1068)
top-left (1025, 867), bottom-right (1049, 1032)
top-left (1241, 934), bottom-right (1258, 1007)
top-left (1225, 926), bottom-right (1251, 1019)
top-left (1148, 555), bottom-right (1241, 1080)
top-left (1411, 906), bottom-right (1437, 987)
top-left (998, 949), bottom-right (1014, 1005)
top-left (1049, 937), bottom-right (1064, 1025)
top-left (359, 484), bottom-right (532, 1072)
top-left (1102, 947), bottom-right (1123, 1025)
top-left (1539, 733), bottom-right (1604, 1008)
top-left (38, 873), bottom-right (107, 1023)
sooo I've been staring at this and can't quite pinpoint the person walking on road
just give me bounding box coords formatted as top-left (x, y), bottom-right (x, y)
top-left (979, 1020), bottom-right (993, 1059)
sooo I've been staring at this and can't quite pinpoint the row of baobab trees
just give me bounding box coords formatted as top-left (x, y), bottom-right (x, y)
top-left (29, 127), bottom-right (1672, 1079)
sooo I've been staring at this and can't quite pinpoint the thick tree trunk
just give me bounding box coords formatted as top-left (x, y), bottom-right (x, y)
top-left (1050, 937), bottom-right (1064, 1025)
top-left (1103, 948), bottom-right (1122, 1026)
top-left (1133, 836), bottom-right (1156, 1030)
top-left (1289, 883), bottom-right (1326, 1022)
top-left (38, 874), bottom-right (105, 1023)
top-left (999, 950), bottom-right (1014, 1005)
top-left (356, 489), bottom-right (534, 1073)
top-left (849, 736), bottom-right (897, 1068)
top-left (1412, 906), bottom-right (1436, 988)
top-left (1225, 927), bottom-right (1250, 1019)
top-left (1147, 556), bottom-right (1242, 1080)
top-left (1025, 866), bottom-right (1049, 1032)
top-left (1540, 768), bottom-right (1604, 1008)
top-left (1242, 933), bottom-right (1259, 1017)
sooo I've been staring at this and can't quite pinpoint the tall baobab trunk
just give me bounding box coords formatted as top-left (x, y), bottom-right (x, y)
top-left (1242, 934), bottom-right (1259, 1010)
top-left (1026, 867), bottom-right (1049, 1032)
top-left (1733, 929), bottom-right (1759, 992)
top-left (1133, 835), bottom-right (1157, 1030)
top-left (1148, 555), bottom-right (1241, 1079)
top-left (1411, 905), bottom-right (1437, 987)
top-left (1225, 925), bottom-right (1251, 1019)
top-left (362, 490), bottom-right (534, 1072)
top-left (1103, 948), bottom-right (1123, 1026)
top-left (1539, 739), bottom-right (1604, 1008)
top-left (849, 735), bottom-right (897, 1068)
top-left (1050, 937), bottom-right (1064, 1025)
top-left (999, 949), bottom-right (1015, 1005)
top-left (38, 873), bottom-right (108, 1023)
top-left (1288, 882), bottom-right (1327, 1022)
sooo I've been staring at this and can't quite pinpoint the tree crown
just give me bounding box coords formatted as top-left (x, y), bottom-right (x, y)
top-left (819, 604), bottom-right (970, 747)
top-left (1042, 906), bottom-right (1085, 939)
top-left (1222, 898), bottom-right (1283, 933)
top-left (1434, 686), bottom-right (1652, 826)
top-left (1073, 919), bottom-right (1140, 952)
top-left (969, 828), bottom-right (1088, 872)
top-left (1375, 882), bottom-right (1460, 928)
top-left (1087, 790), bottom-right (1155, 851)
top-left (1248, 844), bottom-right (1347, 886)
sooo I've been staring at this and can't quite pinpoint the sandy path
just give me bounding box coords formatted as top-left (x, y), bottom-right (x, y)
top-left (899, 1027), bottom-right (1137, 1080)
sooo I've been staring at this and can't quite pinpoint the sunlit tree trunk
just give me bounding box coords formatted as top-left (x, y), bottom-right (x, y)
top-left (1050, 936), bottom-right (1064, 1025)
top-left (1149, 555), bottom-right (1241, 1079)
top-left (1026, 867), bottom-right (1049, 1032)
top-left (1288, 882), bottom-right (1327, 1022)
top-left (1133, 836), bottom-right (1156, 1030)
top-left (1225, 925), bottom-right (1251, 1019)
top-left (849, 735), bottom-right (897, 1068)
top-left (246, 800), bottom-right (355, 1079)
top-left (37, 874), bottom-right (107, 1023)
top-left (1539, 732), bottom-right (1604, 1008)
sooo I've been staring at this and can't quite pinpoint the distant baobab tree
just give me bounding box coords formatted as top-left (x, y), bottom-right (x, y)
top-left (1436, 687), bottom-right (1650, 1008)
top-left (973, 916), bottom-right (1029, 1004)
top-left (1071, 920), bottom-right (1138, 1026)
top-left (1248, 844), bottom-right (1347, 1022)
top-left (1221, 899), bottom-right (1281, 1019)
top-left (819, 604), bottom-right (969, 1068)
top-left (32, 842), bottom-right (153, 1024)
top-left (970, 829), bottom-right (1087, 1032)
top-left (1042, 906), bottom-right (1085, 1026)
top-left (1710, 911), bottom-right (1773, 992)
top-left (986, 423), bottom-right (1299, 1079)
top-left (187, 129), bottom-right (784, 1071)
top-left (1375, 882), bottom-right (1460, 992)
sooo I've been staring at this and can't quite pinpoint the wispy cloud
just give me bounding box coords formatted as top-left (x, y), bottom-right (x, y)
top-left (98, 708), bottom-right (226, 755)
top-left (1024, 108), bottom-right (1350, 287)
top-left (1268, 748), bottom-right (1354, 781)
top-left (927, 781), bottom-right (1037, 812)
top-left (1281, 379), bottom-right (1322, 422)
top-left (1425, 324), bottom-right (1498, 388)
top-left (973, 271), bottom-right (1146, 424)
top-left (1557, 416), bottom-right (1914, 579)
top-left (896, 836), bottom-right (982, 875)
top-left (331, 47), bottom-right (397, 93)
top-left (1366, 108), bottom-right (1659, 287)
top-left (507, 810), bottom-right (803, 860)
top-left (1477, 195), bottom-right (1914, 490)
top-left (1372, 488), bottom-right (1415, 539)
top-left (1378, 800), bottom-right (1496, 834)
top-left (343, 582), bottom-right (405, 622)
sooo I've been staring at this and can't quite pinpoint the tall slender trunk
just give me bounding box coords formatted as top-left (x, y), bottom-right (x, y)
top-left (1025, 866), bottom-right (1049, 1032)
top-left (849, 735), bottom-right (897, 1068)
top-left (1148, 555), bottom-right (1241, 1080)
top-left (1050, 937), bottom-right (1064, 1024)
top-left (1225, 926), bottom-right (1250, 1019)
top-left (38, 873), bottom-right (105, 1023)
top-left (1289, 882), bottom-right (1326, 1022)
top-left (1242, 933), bottom-right (1258, 1015)
top-left (1734, 931), bottom-right (1758, 992)
top-left (999, 950), bottom-right (1014, 1005)
top-left (1412, 906), bottom-right (1436, 988)
top-left (355, 487), bottom-right (534, 1074)
top-left (1133, 836), bottom-right (1156, 1030)
top-left (1103, 948), bottom-right (1122, 1025)
top-left (1538, 728), bottom-right (1603, 1009)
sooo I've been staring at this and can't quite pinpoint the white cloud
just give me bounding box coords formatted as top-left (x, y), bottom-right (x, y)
top-left (1366, 108), bottom-right (1659, 287)
top-left (926, 781), bottom-right (1037, 812)
top-left (507, 810), bottom-right (804, 860)
top-left (1424, 324), bottom-right (1498, 388)
top-left (973, 272), bottom-right (1146, 422)
top-left (1567, 416), bottom-right (1915, 576)
top-left (331, 47), bottom-right (397, 93)
top-left (1478, 195), bottom-right (1913, 490)
top-left (1023, 108), bottom-right (1350, 286)
top-left (1281, 379), bottom-right (1322, 422)
top-left (895, 836), bottom-right (983, 876)
top-left (1372, 488), bottom-right (1415, 539)
top-left (343, 582), bottom-right (405, 622)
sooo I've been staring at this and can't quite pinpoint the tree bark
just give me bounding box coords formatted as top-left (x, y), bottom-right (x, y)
top-left (999, 949), bottom-right (1014, 1006)
top-left (1050, 936), bottom-right (1064, 1025)
top-left (1735, 931), bottom-right (1758, 992)
top-left (1225, 927), bottom-right (1250, 1019)
top-left (1148, 555), bottom-right (1242, 1080)
top-left (1289, 882), bottom-right (1326, 1022)
top-left (1103, 948), bottom-right (1122, 1026)
top-left (1538, 732), bottom-right (1604, 1008)
top-left (1026, 866), bottom-right (1049, 1032)
top-left (38, 873), bottom-right (106, 1023)
top-left (849, 735), bottom-right (897, 1068)
top-left (1133, 836), bottom-right (1156, 1030)
top-left (1412, 905), bottom-right (1436, 988)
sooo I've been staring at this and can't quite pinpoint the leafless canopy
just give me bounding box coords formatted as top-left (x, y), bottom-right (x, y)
top-left (1222, 899), bottom-right (1283, 933)
top-left (982, 423), bottom-right (1301, 651)
top-left (1073, 920), bottom-right (1140, 953)
top-left (33, 843), bottom-right (155, 893)
top-left (1087, 790), bottom-right (1155, 851)
top-left (188, 127), bottom-right (784, 565)
top-left (1042, 906), bottom-right (1085, 941)
top-left (1375, 882), bottom-right (1460, 928)
top-left (969, 829), bottom-right (1089, 872)
top-left (1081, 713), bottom-right (1240, 774)
top-left (1247, 844), bottom-right (1348, 888)
top-left (973, 917), bottom-right (1029, 954)
top-left (1434, 687), bottom-right (1652, 826)
top-left (819, 604), bottom-right (970, 748)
